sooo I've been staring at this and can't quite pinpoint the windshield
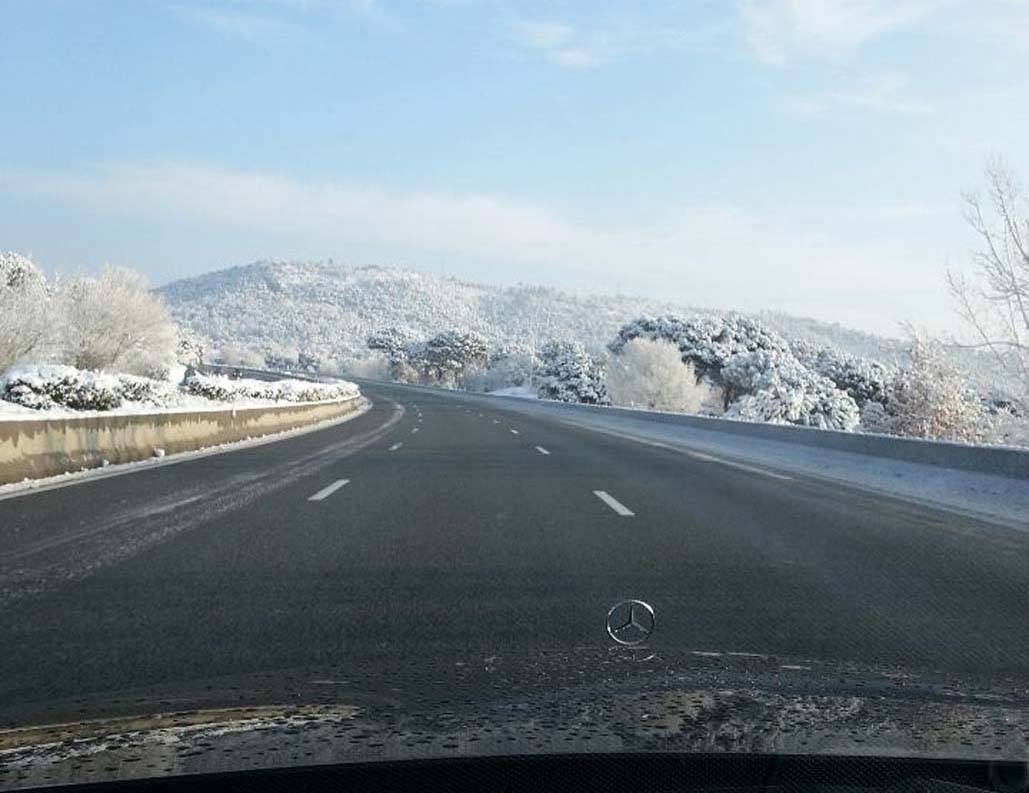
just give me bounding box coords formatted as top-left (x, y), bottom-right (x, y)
top-left (2, 1), bottom-right (1028, 789)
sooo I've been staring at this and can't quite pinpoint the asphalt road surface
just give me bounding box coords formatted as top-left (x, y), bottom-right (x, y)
top-left (2, 382), bottom-right (1028, 718)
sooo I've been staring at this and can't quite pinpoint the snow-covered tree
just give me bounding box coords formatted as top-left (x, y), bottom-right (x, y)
top-left (947, 160), bottom-right (1029, 409)
top-left (412, 330), bottom-right (489, 388)
top-left (368, 327), bottom-right (488, 387)
top-left (610, 314), bottom-right (792, 387)
top-left (367, 327), bottom-right (416, 379)
top-left (609, 314), bottom-right (860, 429)
top-left (367, 327), bottom-right (413, 360)
top-left (297, 350), bottom-right (322, 375)
top-left (58, 266), bottom-right (178, 377)
top-left (859, 401), bottom-right (891, 434)
top-left (886, 336), bottom-right (989, 442)
top-left (0, 252), bottom-right (53, 370)
top-left (176, 333), bottom-right (205, 368)
top-left (607, 338), bottom-right (720, 413)
top-left (791, 339), bottom-right (894, 409)
top-left (721, 349), bottom-right (861, 430)
top-left (537, 340), bottom-right (609, 404)
top-left (1, 251), bottom-right (46, 291)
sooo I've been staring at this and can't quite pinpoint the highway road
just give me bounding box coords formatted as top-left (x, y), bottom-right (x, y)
top-left (2, 381), bottom-right (1028, 721)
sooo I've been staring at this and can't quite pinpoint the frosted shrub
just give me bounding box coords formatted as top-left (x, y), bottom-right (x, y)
top-left (886, 338), bottom-right (989, 442)
top-left (59, 266), bottom-right (178, 377)
top-left (607, 339), bottom-right (720, 413)
top-left (1, 365), bottom-right (175, 411)
top-left (183, 372), bottom-right (358, 403)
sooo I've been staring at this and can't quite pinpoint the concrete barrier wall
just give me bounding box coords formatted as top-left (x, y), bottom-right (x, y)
top-left (0, 397), bottom-right (362, 484)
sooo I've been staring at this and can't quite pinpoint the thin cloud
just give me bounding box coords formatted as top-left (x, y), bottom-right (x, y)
top-left (185, 7), bottom-right (302, 43)
top-left (739, 0), bottom-right (935, 65)
top-left (508, 20), bottom-right (604, 68)
top-left (507, 16), bottom-right (729, 69)
top-left (2, 162), bottom-right (951, 334)
top-left (777, 73), bottom-right (934, 117)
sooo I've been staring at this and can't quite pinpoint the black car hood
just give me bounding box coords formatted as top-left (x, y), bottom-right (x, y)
top-left (1, 647), bottom-right (1027, 790)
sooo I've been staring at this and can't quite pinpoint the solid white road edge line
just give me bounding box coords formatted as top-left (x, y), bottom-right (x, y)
top-left (308, 479), bottom-right (350, 502)
top-left (593, 490), bottom-right (635, 516)
top-left (558, 419), bottom-right (792, 482)
top-left (683, 449), bottom-right (793, 480)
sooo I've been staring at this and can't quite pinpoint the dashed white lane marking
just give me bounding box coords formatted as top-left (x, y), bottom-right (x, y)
top-left (492, 419), bottom-right (499, 424)
top-left (535, 446), bottom-right (551, 455)
top-left (411, 427), bottom-right (420, 434)
top-left (307, 479), bottom-right (350, 501)
top-left (510, 429), bottom-right (519, 435)
top-left (389, 442), bottom-right (403, 451)
top-left (780, 664), bottom-right (811, 671)
top-left (593, 490), bottom-right (635, 516)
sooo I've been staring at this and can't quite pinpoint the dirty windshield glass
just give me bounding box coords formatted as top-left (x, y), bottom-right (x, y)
top-left (1, 0), bottom-right (1028, 789)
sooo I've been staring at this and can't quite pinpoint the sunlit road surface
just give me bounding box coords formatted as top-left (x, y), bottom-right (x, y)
top-left (2, 381), bottom-right (1028, 716)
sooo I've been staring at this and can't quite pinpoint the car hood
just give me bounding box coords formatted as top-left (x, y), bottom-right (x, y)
top-left (1, 647), bottom-right (1027, 790)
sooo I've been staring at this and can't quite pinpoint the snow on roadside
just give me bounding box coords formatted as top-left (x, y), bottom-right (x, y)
top-left (487, 385), bottom-right (538, 399)
top-left (0, 365), bottom-right (360, 420)
top-left (183, 372), bottom-right (359, 403)
top-left (0, 399), bottom-right (38, 416)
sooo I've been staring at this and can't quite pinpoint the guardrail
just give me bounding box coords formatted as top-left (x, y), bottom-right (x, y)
top-left (193, 363), bottom-right (326, 383)
top-left (0, 396), bottom-right (362, 485)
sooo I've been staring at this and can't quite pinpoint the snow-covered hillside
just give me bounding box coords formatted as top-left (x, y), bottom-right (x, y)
top-left (160, 260), bottom-right (905, 369)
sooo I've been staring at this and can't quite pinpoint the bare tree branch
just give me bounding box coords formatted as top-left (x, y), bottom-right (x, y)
top-left (949, 160), bottom-right (1029, 408)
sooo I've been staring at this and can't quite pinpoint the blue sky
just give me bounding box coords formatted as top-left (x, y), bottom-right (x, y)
top-left (2, 0), bottom-right (1028, 335)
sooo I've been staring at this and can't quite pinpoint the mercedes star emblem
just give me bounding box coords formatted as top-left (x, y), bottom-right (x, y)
top-left (606, 599), bottom-right (656, 646)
